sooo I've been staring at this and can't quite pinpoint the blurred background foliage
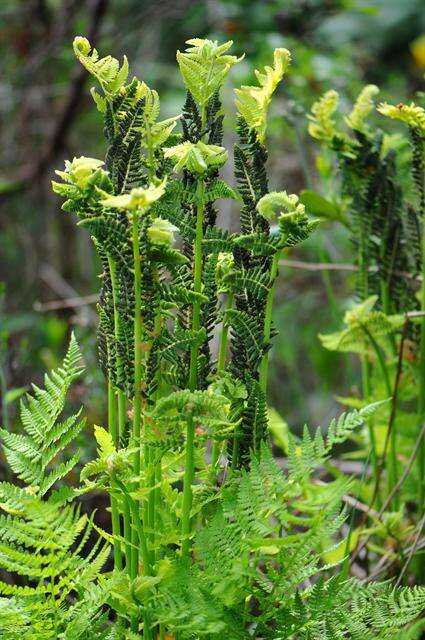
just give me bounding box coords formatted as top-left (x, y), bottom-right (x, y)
top-left (1, 0), bottom-right (425, 440)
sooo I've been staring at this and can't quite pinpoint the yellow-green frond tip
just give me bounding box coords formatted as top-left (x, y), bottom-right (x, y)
top-left (308, 89), bottom-right (339, 141)
top-left (345, 84), bottom-right (379, 132)
top-left (235, 48), bottom-right (291, 142)
top-left (377, 101), bottom-right (425, 133)
top-left (73, 35), bottom-right (129, 95)
top-left (101, 179), bottom-right (167, 210)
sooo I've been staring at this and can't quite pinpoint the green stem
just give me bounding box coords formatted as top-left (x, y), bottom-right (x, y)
top-left (108, 255), bottom-right (127, 444)
top-left (131, 212), bottom-right (143, 575)
top-left (122, 485), bottom-right (132, 574)
top-left (148, 310), bottom-right (162, 562)
top-left (210, 291), bottom-right (234, 479)
top-left (148, 451), bottom-right (156, 558)
top-left (0, 361), bottom-right (8, 432)
top-left (108, 255), bottom-right (131, 570)
top-left (108, 382), bottom-right (123, 571)
top-left (358, 241), bottom-right (380, 507)
top-left (360, 325), bottom-right (392, 398)
top-left (360, 324), bottom-right (396, 506)
top-left (114, 476), bottom-right (152, 576)
top-left (113, 475), bottom-right (152, 639)
top-left (317, 233), bottom-right (339, 325)
top-left (417, 222), bottom-right (425, 517)
top-left (381, 280), bottom-right (396, 354)
top-left (259, 250), bottom-right (281, 395)
top-left (143, 122), bottom-right (158, 561)
top-left (361, 356), bottom-right (380, 507)
top-left (181, 178), bottom-right (205, 558)
top-left (231, 433), bottom-right (240, 474)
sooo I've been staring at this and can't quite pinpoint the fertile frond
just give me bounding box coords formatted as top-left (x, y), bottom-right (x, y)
top-left (101, 179), bottom-right (167, 210)
top-left (257, 191), bottom-right (318, 248)
top-left (257, 190), bottom-right (305, 221)
top-left (164, 141), bottom-right (228, 174)
top-left (149, 389), bottom-right (234, 444)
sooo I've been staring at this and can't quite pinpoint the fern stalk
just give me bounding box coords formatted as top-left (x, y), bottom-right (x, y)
top-left (210, 291), bottom-right (234, 478)
top-left (113, 474), bottom-right (152, 638)
top-left (107, 256), bottom-right (127, 443)
top-left (107, 255), bottom-right (132, 571)
top-left (149, 307), bottom-right (163, 563)
top-left (415, 129), bottom-right (425, 518)
top-left (108, 381), bottom-right (123, 571)
top-left (181, 177), bottom-right (205, 557)
top-left (259, 250), bottom-right (281, 394)
top-left (131, 210), bottom-right (143, 575)
top-left (358, 244), bottom-right (381, 504)
top-left (417, 229), bottom-right (425, 516)
top-left (361, 323), bottom-right (397, 506)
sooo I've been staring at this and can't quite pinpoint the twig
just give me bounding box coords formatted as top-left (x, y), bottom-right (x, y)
top-left (39, 263), bottom-right (97, 323)
top-left (315, 479), bottom-right (379, 518)
top-left (371, 319), bottom-right (408, 507)
top-left (395, 514), bottom-right (425, 586)
top-left (34, 293), bottom-right (98, 312)
top-left (279, 259), bottom-right (421, 282)
top-left (351, 423), bottom-right (425, 566)
top-left (365, 537), bottom-right (425, 583)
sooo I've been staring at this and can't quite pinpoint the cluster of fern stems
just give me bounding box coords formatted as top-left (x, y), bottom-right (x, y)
top-left (0, 34), bottom-right (424, 640)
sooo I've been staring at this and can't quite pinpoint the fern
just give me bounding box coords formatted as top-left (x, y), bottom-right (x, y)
top-left (40, 35), bottom-right (425, 638)
top-left (308, 87), bottom-right (421, 320)
top-left (319, 295), bottom-right (404, 354)
top-left (235, 47), bottom-right (290, 142)
top-left (1, 334), bottom-right (84, 496)
top-left (0, 338), bottom-right (111, 639)
top-left (177, 38), bottom-right (242, 109)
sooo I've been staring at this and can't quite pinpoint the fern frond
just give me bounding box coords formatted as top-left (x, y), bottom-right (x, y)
top-left (345, 84), bottom-right (379, 133)
top-left (319, 295), bottom-right (404, 353)
top-left (177, 38), bottom-right (242, 107)
top-left (73, 36), bottom-right (128, 96)
top-left (1, 335), bottom-right (85, 495)
top-left (235, 48), bottom-right (290, 142)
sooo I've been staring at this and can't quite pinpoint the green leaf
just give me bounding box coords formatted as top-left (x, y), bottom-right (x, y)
top-left (3, 387), bottom-right (27, 405)
top-left (300, 190), bottom-right (350, 228)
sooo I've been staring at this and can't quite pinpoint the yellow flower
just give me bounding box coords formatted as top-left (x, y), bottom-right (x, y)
top-left (411, 34), bottom-right (425, 68)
